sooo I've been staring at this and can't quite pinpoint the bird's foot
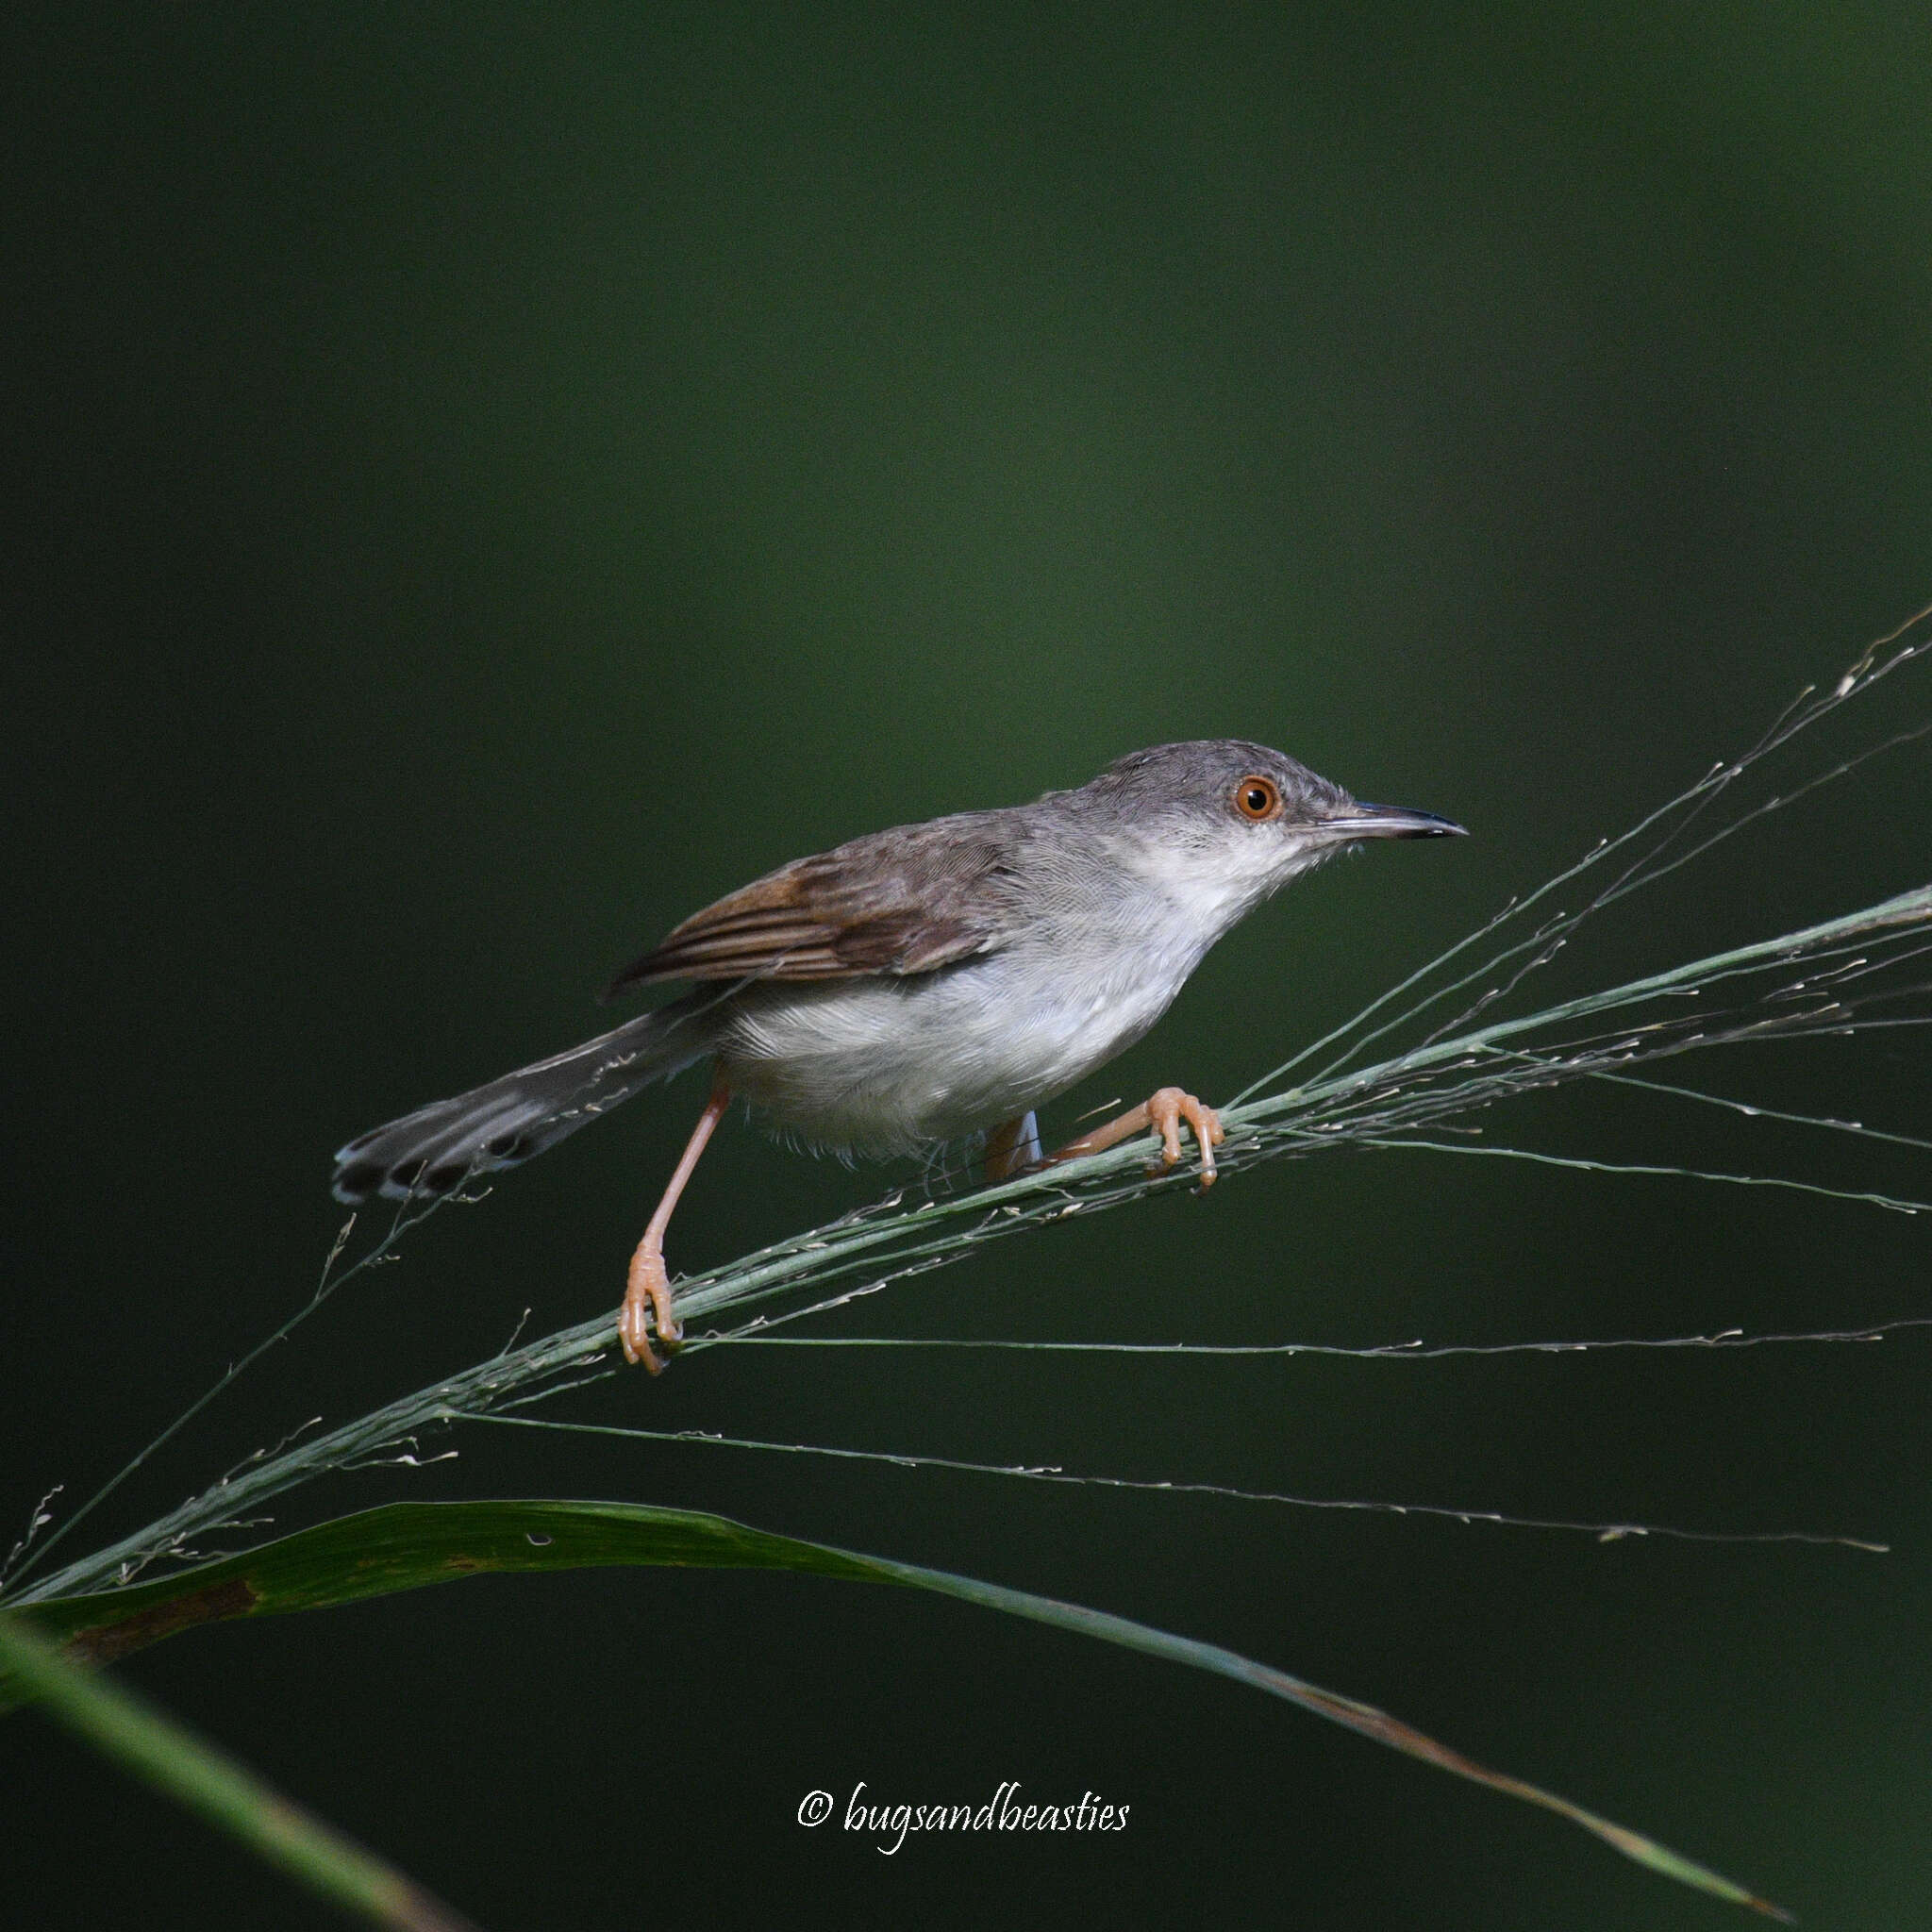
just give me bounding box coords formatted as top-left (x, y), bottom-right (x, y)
top-left (1046, 1085), bottom-right (1224, 1185)
top-left (620, 1240), bottom-right (683, 1373)
top-left (1142, 1086), bottom-right (1224, 1185)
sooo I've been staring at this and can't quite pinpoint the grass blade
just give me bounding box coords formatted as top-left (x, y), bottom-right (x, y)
top-left (0, 1611), bottom-right (481, 1931)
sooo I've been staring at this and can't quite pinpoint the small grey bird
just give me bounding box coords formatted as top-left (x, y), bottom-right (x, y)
top-left (332, 741), bottom-right (1462, 1368)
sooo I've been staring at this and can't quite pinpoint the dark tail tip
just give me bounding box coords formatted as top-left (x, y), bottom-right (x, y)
top-left (331, 1161), bottom-right (384, 1205)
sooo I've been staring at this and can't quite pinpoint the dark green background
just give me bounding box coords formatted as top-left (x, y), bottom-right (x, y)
top-left (7, 8), bottom-right (1930, 1926)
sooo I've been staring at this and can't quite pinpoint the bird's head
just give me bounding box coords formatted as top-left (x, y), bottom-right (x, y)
top-left (1082, 738), bottom-right (1465, 937)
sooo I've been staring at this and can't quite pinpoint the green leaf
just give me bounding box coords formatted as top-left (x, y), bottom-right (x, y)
top-left (8, 1498), bottom-right (1788, 1919)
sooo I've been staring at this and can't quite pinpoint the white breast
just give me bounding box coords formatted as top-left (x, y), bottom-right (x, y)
top-left (712, 935), bottom-right (1195, 1157)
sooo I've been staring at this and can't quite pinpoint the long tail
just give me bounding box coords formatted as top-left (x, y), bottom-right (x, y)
top-left (331, 1007), bottom-right (708, 1205)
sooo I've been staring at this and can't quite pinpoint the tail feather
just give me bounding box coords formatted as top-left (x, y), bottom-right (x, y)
top-left (331, 1008), bottom-right (703, 1205)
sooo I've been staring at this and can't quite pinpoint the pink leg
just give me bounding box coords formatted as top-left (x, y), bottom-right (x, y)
top-left (620, 1080), bottom-right (731, 1372)
top-left (1045, 1085), bottom-right (1224, 1185)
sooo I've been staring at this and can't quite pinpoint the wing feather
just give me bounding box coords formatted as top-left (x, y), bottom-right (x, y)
top-left (601, 811), bottom-right (1023, 998)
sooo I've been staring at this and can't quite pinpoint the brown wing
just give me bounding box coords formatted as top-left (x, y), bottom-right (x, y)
top-left (601, 812), bottom-right (1022, 999)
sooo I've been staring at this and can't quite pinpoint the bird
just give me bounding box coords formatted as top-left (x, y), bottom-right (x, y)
top-left (331, 740), bottom-right (1463, 1369)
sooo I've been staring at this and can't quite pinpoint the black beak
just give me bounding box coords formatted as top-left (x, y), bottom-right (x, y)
top-left (1319, 803), bottom-right (1468, 840)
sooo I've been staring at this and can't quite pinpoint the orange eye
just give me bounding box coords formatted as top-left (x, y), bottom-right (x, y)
top-left (1233, 775), bottom-right (1280, 821)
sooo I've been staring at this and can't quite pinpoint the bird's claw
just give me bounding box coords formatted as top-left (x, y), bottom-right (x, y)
top-left (1144, 1086), bottom-right (1224, 1186)
top-left (620, 1242), bottom-right (683, 1374)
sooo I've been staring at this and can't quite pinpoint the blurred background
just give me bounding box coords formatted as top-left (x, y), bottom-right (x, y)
top-left (6, 6), bottom-right (1930, 1926)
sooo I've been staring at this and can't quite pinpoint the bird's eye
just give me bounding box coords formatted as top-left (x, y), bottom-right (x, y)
top-left (1233, 775), bottom-right (1281, 821)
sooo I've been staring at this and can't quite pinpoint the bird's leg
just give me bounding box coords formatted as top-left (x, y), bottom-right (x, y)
top-left (1045, 1086), bottom-right (1224, 1185)
top-left (620, 1078), bottom-right (732, 1372)
top-left (982, 1109), bottom-right (1042, 1181)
